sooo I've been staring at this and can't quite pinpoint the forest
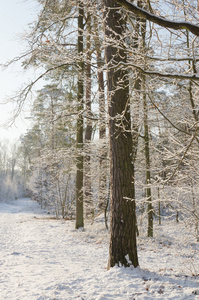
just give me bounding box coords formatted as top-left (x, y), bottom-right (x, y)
top-left (1, 0), bottom-right (199, 269)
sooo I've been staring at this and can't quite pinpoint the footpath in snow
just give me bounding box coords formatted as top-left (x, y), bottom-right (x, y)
top-left (0, 198), bottom-right (199, 299)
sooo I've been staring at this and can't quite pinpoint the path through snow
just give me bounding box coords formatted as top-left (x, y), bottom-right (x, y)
top-left (0, 198), bottom-right (198, 299)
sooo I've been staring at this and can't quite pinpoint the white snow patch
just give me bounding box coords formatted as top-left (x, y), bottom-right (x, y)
top-left (0, 198), bottom-right (198, 299)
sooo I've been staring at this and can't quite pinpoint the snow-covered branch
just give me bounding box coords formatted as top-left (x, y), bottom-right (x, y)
top-left (116, 0), bottom-right (199, 36)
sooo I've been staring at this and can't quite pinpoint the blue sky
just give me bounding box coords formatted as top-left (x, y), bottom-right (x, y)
top-left (0, 0), bottom-right (40, 141)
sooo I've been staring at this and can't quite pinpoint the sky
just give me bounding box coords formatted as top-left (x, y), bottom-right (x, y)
top-left (0, 0), bottom-right (40, 142)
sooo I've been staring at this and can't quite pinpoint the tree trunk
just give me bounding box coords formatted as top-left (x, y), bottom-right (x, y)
top-left (93, 16), bottom-right (108, 211)
top-left (84, 12), bottom-right (93, 217)
top-left (104, 0), bottom-right (138, 268)
top-left (76, 1), bottom-right (84, 229)
top-left (138, 0), bottom-right (153, 237)
top-left (143, 80), bottom-right (153, 237)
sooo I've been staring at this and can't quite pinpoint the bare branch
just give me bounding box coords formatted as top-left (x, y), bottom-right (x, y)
top-left (115, 61), bottom-right (199, 81)
top-left (2, 50), bottom-right (35, 68)
top-left (115, 0), bottom-right (199, 36)
top-left (163, 127), bottom-right (199, 185)
top-left (147, 56), bottom-right (199, 63)
top-left (147, 92), bottom-right (199, 143)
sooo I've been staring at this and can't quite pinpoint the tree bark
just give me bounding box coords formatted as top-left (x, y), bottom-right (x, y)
top-left (76, 1), bottom-right (84, 229)
top-left (104, 0), bottom-right (138, 268)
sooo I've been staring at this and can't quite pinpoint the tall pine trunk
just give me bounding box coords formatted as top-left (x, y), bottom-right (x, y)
top-left (104, 0), bottom-right (138, 268)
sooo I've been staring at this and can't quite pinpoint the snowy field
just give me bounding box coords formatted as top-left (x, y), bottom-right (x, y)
top-left (0, 198), bottom-right (199, 299)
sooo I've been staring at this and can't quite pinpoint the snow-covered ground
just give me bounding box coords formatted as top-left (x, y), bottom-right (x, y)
top-left (0, 198), bottom-right (198, 299)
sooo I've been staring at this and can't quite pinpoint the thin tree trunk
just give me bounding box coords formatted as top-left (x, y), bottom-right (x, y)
top-left (143, 79), bottom-right (153, 237)
top-left (98, 53), bottom-right (108, 211)
top-left (183, 1), bottom-right (198, 124)
top-left (84, 12), bottom-right (93, 217)
top-left (158, 187), bottom-right (161, 225)
top-left (76, 1), bottom-right (84, 229)
top-left (185, 32), bottom-right (198, 123)
top-left (104, 0), bottom-right (138, 268)
top-left (93, 16), bottom-right (107, 211)
top-left (138, 0), bottom-right (153, 237)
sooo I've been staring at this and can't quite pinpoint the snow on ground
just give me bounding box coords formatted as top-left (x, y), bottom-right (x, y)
top-left (0, 198), bottom-right (199, 299)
